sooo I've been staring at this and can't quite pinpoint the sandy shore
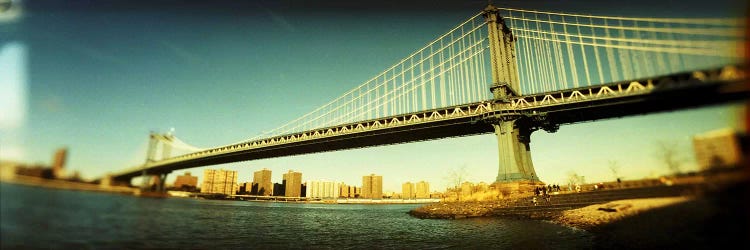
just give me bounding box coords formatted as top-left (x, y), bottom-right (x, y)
top-left (550, 197), bottom-right (692, 231)
top-left (551, 183), bottom-right (749, 248)
top-left (410, 177), bottom-right (749, 248)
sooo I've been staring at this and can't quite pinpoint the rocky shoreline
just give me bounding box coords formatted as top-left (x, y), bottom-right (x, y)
top-left (409, 179), bottom-right (749, 248)
top-left (549, 197), bottom-right (691, 231)
top-left (408, 196), bottom-right (691, 225)
top-left (408, 200), bottom-right (518, 219)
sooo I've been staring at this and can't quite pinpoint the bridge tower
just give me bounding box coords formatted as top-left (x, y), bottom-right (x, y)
top-left (146, 132), bottom-right (159, 163)
top-left (145, 132), bottom-right (173, 163)
top-left (484, 5), bottom-right (541, 183)
top-left (140, 132), bottom-right (172, 193)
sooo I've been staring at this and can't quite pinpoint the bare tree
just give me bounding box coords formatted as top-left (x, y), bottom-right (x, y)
top-left (447, 165), bottom-right (468, 188)
top-left (566, 171), bottom-right (585, 190)
top-left (445, 165), bottom-right (468, 201)
top-left (609, 160), bottom-right (623, 188)
top-left (655, 140), bottom-right (683, 175)
top-left (608, 160), bottom-right (621, 180)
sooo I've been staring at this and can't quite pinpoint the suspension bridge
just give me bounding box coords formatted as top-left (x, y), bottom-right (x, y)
top-left (104, 5), bottom-right (749, 190)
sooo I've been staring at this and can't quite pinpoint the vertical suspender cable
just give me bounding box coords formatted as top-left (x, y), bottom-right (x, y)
top-left (648, 21), bottom-right (668, 76)
top-left (576, 16), bottom-right (592, 86)
top-left (632, 20), bottom-right (648, 77)
top-left (540, 14), bottom-right (555, 91)
top-left (534, 14), bottom-right (551, 92)
top-left (604, 19), bottom-right (619, 82)
top-left (590, 17), bottom-right (605, 84)
top-left (549, 15), bottom-right (563, 90)
top-left (430, 44), bottom-right (437, 109)
top-left (521, 15), bottom-right (537, 93)
top-left (459, 25), bottom-right (467, 104)
top-left (551, 14), bottom-right (568, 91)
top-left (562, 15), bottom-right (580, 89)
top-left (618, 19), bottom-right (633, 80)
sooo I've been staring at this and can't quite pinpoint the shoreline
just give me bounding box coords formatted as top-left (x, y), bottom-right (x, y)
top-left (193, 194), bottom-right (441, 205)
top-left (232, 199), bottom-right (439, 205)
top-left (409, 177), bottom-right (750, 248)
top-left (563, 183), bottom-right (748, 248)
top-left (0, 175), bottom-right (137, 195)
top-left (547, 196), bottom-right (693, 231)
top-left (4, 173), bottom-right (748, 247)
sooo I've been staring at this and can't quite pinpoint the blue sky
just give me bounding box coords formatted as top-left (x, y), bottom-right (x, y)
top-left (0, 0), bottom-right (747, 192)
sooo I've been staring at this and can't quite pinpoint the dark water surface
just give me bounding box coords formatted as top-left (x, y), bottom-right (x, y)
top-left (1, 183), bottom-right (593, 249)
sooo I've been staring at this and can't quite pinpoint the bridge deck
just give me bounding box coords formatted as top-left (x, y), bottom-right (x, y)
top-left (110, 65), bottom-right (748, 180)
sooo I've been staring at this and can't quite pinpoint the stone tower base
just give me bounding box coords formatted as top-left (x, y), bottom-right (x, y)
top-left (492, 180), bottom-right (546, 197)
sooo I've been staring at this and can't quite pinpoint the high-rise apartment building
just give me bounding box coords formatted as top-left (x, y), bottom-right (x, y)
top-left (324, 181), bottom-right (334, 198)
top-left (238, 182), bottom-right (252, 194)
top-left (339, 183), bottom-right (350, 198)
top-left (306, 180), bottom-right (319, 198)
top-left (371, 175), bottom-right (382, 199)
top-left (305, 180), bottom-right (340, 198)
top-left (201, 169), bottom-right (238, 195)
top-left (51, 148), bottom-right (67, 179)
top-left (252, 168), bottom-right (273, 196)
top-left (402, 182), bottom-right (415, 199)
top-left (362, 174), bottom-right (383, 199)
top-left (273, 183), bottom-right (285, 196)
top-left (349, 186), bottom-right (361, 198)
top-left (416, 181), bottom-right (430, 199)
top-left (283, 170), bottom-right (302, 197)
top-left (693, 128), bottom-right (743, 171)
top-left (173, 172), bottom-right (198, 189)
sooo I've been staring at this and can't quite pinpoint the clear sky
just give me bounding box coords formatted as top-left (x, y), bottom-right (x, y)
top-left (0, 0), bottom-right (747, 193)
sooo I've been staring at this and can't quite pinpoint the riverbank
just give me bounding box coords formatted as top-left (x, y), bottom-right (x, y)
top-left (203, 194), bottom-right (441, 204)
top-left (1, 183), bottom-right (595, 249)
top-left (0, 175), bottom-right (137, 195)
top-left (559, 181), bottom-right (748, 248)
top-left (410, 177), bottom-right (750, 248)
top-left (550, 197), bottom-right (691, 231)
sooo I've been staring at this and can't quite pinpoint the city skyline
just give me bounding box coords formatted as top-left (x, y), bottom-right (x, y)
top-left (181, 167), bottom-right (434, 198)
top-left (1, 0), bottom-right (747, 192)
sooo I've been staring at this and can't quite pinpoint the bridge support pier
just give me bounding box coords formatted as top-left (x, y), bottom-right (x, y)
top-left (139, 170), bottom-right (170, 193)
top-left (151, 173), bottom-right (167, 192)
top-left (492, 119), bottom-right (540, 183)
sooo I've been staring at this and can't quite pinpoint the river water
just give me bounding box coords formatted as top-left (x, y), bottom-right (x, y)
top-left (1, 183), bottom-right (593, 249)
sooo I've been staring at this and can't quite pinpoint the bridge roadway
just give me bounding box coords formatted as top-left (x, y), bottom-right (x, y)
top-left (110, 65), bottom-right (748, 181)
